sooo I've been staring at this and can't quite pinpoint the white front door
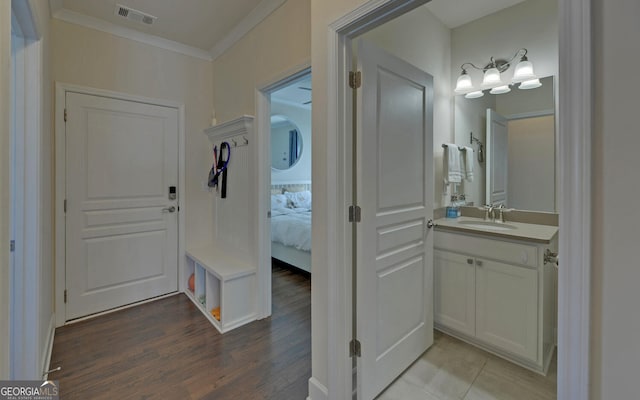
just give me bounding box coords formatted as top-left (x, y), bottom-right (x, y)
top-left (65, 92), bottom-right (179, 320)
top-left (486, 109), bottom-right (508, 206)
top-left (356, 39), bottom-right (434, 400)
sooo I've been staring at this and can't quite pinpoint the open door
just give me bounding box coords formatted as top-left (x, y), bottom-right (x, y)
top-left (486, 109), bottom-right (508, 206)
top-left (355, 39), bottom-right (434, 400)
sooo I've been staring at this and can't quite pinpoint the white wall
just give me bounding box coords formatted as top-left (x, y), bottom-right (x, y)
top-left (591, 0), bottom-right (640, 398)
top-left (271, 101), bottom-right (312, 183)
top-left (0, 0), bottom-right (54, 379)
top-left (495, 77), bottom-right (555, 117)
top-left (451, 0), bottom-right (558, 208)
top-left (31, 0), bottom-right (54, 379)
top-left (507, 115), bottom-right (555, 212)
top-left (51, 19), bottom-right (214, 249)
top-left (360, 5), bottom-right (452, 208)
top-left (0, 0), bottom-right (11, 379)
top-left (454, 94), bottom-right (495, 206)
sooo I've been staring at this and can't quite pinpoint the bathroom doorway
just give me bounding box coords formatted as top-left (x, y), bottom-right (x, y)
top-left (320, 0), bottom-right (592, 398)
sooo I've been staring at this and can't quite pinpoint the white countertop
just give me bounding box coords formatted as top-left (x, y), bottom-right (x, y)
top-left (434, 216), bottom-right (558, 244)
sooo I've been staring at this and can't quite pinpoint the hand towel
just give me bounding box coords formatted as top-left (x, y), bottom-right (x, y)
top-left (444, 143), bottom-right (463, 184)
top-left (462, 146), bottom-right (474, 181)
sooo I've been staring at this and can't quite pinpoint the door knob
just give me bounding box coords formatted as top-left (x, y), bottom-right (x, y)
top-left (427, 219), bottom-right (435, 229)
top-left (162, 206), bottom-right (176, 213)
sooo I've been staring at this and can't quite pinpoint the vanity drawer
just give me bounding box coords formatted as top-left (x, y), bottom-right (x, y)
top-left (434, 231), bottom-right (538, 268)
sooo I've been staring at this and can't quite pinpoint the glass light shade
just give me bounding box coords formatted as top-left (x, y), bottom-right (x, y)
top-left (490, 85), bottom-right (511, 95)
top-left (512, 59), bottom-right (537, 83)
top-left (519, 78), bottom-right (542, 90)
top-left (481, 67), bottom-right (502, 88)
top-left (465, 90), bottom-right (484, 99)
top-left (454, 73), bottom-right (473, 94)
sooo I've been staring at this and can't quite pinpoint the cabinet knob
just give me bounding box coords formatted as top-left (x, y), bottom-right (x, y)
top-left (467, 258), bottom-right (474, 265)
top-left (476, 260), bottom-right (483, 267)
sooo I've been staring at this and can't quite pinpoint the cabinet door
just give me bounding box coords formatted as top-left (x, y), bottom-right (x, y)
top-left (434, 250), bottom-right (475, 337)
top-left (476, 259), bottom-right (538, 361)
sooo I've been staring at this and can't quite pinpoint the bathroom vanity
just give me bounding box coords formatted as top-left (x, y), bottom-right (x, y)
top-left (433, 216), bottom-right (558, 375)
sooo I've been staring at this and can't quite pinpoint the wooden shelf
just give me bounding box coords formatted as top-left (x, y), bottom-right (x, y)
top-left (185, 244), bottom-right (256, 334)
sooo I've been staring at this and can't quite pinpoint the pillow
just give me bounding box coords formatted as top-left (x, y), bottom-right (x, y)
top-left (285, 190), bottom-right (312, 209)
top-left (271, 194), bottom-right (288, 210)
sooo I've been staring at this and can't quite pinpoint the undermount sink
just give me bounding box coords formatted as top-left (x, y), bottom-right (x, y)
top-left (457, 220), bottom-right (518, 231)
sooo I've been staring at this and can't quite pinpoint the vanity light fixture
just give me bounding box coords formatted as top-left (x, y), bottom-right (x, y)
top-left (454, 48), bottom-right (541, 98)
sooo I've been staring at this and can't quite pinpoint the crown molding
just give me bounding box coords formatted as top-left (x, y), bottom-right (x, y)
top-left (52, 8), bottom-right (213, 61)
top-left (210, 0), bottom-right (286, 61)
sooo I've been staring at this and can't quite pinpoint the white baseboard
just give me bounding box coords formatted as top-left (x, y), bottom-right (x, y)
top-left (308, 377), bottom-right (328, 400)
top-left (42, 314), bottom-right (56, 379)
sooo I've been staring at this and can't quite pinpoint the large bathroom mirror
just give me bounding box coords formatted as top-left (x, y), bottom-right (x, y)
top-left (455, 76), bottom-right (556, 212)
top-left (271, 115), bottom-right (303, 171)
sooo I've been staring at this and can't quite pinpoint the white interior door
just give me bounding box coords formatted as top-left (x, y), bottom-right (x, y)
top-left (356, 39), bottom-right (434, 400)
top-left (65, 92), bottom-right (179, 320)
top-left (486, 109), bottom-right (508, 206)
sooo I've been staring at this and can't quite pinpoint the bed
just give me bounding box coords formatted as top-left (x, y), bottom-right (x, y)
top-left (271, 186), bottom-right (312, 273)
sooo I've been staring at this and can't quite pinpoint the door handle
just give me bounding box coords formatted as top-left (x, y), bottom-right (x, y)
top-left (162, 206), bottom-right (176, 213)
top-left (427, 219), bottom-right (435, 229)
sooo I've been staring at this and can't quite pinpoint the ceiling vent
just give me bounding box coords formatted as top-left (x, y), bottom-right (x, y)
top-left (115, 4), bottom-right (157, 25)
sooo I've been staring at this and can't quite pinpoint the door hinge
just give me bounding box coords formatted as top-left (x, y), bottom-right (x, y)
top-left (350, 339), bottom-right (361, 357)
top-left (64, 290), bottom-right (67, 304)
top-left (348, 205), bottom-right (361, 223)
top-left (64, 199), bottom-right (67, 214)
top-left (64, 108), bottom-right (67, 122)
top-left (349, 71), bottom-right (361, 89)
top-left (10, 240), bottom-right (15, 252)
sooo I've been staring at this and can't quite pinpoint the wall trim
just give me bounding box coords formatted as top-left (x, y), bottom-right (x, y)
top-left (210, 0), bottom-right (286, 61)
top-left (52, 8), bottom-right (213, 61)
top-left (9, 16), bottom-right (43, 379)
top-left (322, 0), bottom-right (591, 399)
top-left (557, 0), bottom-right (592, 399)
top-left (54, 83), bottom-right (186, 328)
top-left (41, 314), bottom-right (55, 379)
top-left (307, 377), bottom-right (329, 400)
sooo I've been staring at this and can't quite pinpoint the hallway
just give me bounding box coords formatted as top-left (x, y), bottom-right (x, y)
top-left (49, 263), bottom-right (311, 399)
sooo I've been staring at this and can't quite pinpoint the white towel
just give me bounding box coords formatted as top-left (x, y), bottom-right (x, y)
top-left (444, 143), bottom-right (463, 184)
top-left (462, 146), bottom-right (474, 181)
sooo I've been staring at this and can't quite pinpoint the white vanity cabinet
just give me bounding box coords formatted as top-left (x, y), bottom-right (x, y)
top-left (475, 257), bottom-right (538, 361)
top-left (434, 250), bottom-right (475, 337)
top-left (434, 229), bottom-right (557, 374)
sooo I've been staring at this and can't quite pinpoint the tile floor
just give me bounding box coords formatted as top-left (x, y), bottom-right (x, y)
top-left (377, 331), bottom-right (557, 400)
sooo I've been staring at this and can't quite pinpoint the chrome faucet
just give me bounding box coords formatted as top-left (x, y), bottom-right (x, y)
top-left (484, 204), bottom-right (494, 221)
top-left (495, 204), bottom-right (505, 223)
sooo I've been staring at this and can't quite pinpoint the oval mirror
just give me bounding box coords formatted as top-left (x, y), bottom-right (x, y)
top-left (271, 115), bottom-right (303, 170)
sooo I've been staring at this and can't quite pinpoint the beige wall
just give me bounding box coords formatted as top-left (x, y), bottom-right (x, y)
top-left (212, 0), bottom-right (310, 123)
top-left (52, 19), bottom-right (215, 248)
top-left (592, 0), bottom-right (640, 398)
top-left (361, 5), bottom-right (452, 208)
top-left (0, 0), bottom-right (11, 379)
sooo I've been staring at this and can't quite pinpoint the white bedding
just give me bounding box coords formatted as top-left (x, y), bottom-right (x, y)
top-left (271, 208), bottom-right (312, 252)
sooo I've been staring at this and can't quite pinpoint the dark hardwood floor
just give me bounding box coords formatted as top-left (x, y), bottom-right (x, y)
top-left (49, 263), bottom-right (311, 400)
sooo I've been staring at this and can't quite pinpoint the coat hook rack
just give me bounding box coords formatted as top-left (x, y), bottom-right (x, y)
top-left (226, 136), bottom-right (250, 148)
